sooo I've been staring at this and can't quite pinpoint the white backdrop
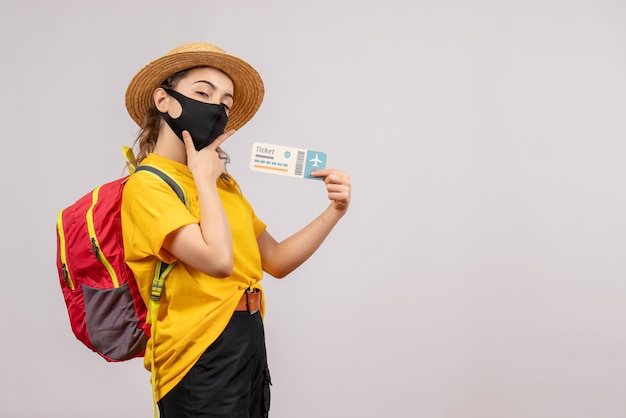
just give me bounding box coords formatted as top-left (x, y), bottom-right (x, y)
top-left (1, 1), bottom-right (625, 417)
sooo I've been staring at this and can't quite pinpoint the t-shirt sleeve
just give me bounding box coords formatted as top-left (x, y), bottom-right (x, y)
top-left (123, 174), bottom-right (197, 264)
top-left (239, 192), bottom-right (266, 237)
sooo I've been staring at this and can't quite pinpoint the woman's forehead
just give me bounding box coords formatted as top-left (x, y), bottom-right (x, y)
top-left (185, 67), bottom-right (233, 88)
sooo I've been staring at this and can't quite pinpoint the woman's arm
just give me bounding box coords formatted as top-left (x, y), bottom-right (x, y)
top-left (258, 168), bottom-right (351, 278)
top-left (162, 131), bottom-right (235, 277)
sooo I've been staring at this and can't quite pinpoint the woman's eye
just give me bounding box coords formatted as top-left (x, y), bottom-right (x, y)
top-left (196, 91), bottom-right (209, 97)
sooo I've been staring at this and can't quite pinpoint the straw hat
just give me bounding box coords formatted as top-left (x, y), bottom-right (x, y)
top-left (125, 42), bottom-right (264, 131)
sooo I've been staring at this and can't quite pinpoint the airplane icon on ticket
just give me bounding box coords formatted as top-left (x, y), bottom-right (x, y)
top-left (309, 153), bottom-right (323, 168)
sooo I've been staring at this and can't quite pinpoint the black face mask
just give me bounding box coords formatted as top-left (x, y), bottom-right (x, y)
top-left (159, 88), bottom-right (229, 151)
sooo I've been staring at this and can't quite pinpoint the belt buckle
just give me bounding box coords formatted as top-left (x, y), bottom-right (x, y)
top-left (245, 288), bottom-right (259, 315)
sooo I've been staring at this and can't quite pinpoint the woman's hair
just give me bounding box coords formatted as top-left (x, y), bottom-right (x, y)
top-left (131, 67), bottom-right (230, 167)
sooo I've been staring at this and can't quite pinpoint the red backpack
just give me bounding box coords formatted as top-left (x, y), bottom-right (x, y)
top-left (56, 164), bottom-right (186, 362)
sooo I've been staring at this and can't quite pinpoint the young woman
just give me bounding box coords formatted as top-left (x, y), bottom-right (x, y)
top-left (121, 42), bottom-right (351, 417)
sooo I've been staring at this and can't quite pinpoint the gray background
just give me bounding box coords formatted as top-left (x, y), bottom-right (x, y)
top-left (1, 1), bottom-right (625, 417)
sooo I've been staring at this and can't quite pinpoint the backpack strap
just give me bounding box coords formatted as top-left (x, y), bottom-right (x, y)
top-left (135, 165), bottom-right (187, 207)
top-left (134, 164), bottom-right (189, 300)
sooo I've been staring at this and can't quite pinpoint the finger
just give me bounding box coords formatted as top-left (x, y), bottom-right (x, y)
top-left (320, 172), bottom-right (345, 186)
top-left (182, 130), bottom-right (196, 154)
top-left (310, 169), bottom-right (330, 179)
top-left (208, 129), bottom-right (236, 151)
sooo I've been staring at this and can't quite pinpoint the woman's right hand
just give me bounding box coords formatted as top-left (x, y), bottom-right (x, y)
top-left (182, 129), bottom-right (236, 183)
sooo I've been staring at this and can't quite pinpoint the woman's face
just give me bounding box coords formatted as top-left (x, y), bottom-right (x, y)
top-left (170, 67), bottom-right (235, 117)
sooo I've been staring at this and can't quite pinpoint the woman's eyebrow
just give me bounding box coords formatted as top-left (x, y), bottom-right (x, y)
top-left (194, 80), bottom-right (234, 100)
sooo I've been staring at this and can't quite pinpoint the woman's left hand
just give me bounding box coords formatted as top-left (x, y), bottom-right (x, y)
top-left (311, 169), bottom-right (351, 213)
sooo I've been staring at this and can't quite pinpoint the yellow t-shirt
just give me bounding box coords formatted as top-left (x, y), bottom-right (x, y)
top-left (121, 153), bottom-right (266, 401)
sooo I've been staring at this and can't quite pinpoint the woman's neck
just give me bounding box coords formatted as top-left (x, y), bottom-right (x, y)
top-left (152, 130), bottom-right (187, 164)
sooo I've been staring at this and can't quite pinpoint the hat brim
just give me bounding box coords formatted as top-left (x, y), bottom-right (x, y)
top-left (125, 46), bottom-right (264, 132)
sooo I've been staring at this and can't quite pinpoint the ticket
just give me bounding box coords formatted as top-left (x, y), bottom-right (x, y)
top-left (250, 142), bottom-right (327, 180)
